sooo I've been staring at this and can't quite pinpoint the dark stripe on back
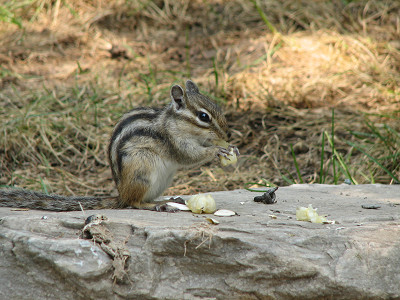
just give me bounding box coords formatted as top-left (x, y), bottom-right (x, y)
top-left (116, 127), bottom-right (174, 176)
top-left (110, 111), bottom-right (159, 148)
top-left (108, 111), bottom-right (160, 169)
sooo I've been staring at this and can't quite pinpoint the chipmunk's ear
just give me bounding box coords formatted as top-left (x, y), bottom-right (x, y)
top-left (170, 84), bottom-right (185, 110)
top-left (185, 80), bottom-right (199, 94)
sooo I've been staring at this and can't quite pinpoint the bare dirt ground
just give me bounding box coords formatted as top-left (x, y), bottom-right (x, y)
top-left (0, 0), bottom-right (399, 198)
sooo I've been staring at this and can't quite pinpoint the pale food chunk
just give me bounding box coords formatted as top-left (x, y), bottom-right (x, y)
top-left (186, 194), bottom-right (217, 214)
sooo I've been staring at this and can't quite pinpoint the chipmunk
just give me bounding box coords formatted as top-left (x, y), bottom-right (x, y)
top-left (0, 80), bottom-right (239, 212)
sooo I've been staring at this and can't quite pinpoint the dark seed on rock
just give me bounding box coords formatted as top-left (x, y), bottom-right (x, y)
top-left (254, 187), bottom-right (279, 204)
top-left (361, 204), bottom-right (381, 209)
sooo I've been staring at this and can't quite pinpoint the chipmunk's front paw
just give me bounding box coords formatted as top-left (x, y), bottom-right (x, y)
top-left (153, 203), bottom-right (180, 213)
top-left (217, 145), bottom-right (239, 166)
top-left (228, 145), bottom-right (240, 156)
top-left (217, 146), bottom-right (231, 159)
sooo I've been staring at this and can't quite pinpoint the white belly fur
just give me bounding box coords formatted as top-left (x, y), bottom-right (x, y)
top-left (142, 158), bottom-right (179, 202)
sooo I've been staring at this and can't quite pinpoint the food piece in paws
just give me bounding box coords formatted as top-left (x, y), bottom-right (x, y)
top-left (215, 140), bottom-right (238, 166)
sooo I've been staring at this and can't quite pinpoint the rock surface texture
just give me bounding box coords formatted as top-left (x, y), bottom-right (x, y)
top-left (1, 184), bottom-right (400, 300)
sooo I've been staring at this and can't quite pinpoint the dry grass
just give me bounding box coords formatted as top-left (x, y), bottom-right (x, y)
top-left (1, 0), bottom-right (399, 197)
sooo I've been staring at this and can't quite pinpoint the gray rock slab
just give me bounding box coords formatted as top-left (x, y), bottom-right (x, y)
top-left (1, 184), bottom-right (399, 299)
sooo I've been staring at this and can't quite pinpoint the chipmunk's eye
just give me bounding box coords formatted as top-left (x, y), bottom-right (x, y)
top-left (197, 111), bottom-right (211, 123)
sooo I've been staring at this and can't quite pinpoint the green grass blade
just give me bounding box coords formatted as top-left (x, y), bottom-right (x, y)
top-left (331, 109), bottom-right (337, 184)
top-left (281, 174), bottom-right (295, 185)
top-left (279, 167), bottom-right (296, 184)
top-left (346, 140), bottom-right (400, 183)
top-left (325, 132), bottom-right (358, 185)
top-left (39, 177), bottom-right (49, 195)
top-left (290, 143), bottom-right (304, 183)
top-left (185, 28), bottom-right (191, 77)
top-left (249, 0), bottom-right (277, 34)
top-left (319, 131), bottom-right (325, 183)
top-left (384, 124), bottom-right (400, 139)
top-left (244, 180), bottom-right (276, 192)
top-left (348, 130), bottom-right (376, 140)
top-left (364, 118), bottom-right (392, 151)
top-left (213, 57), bottom-right (218, 91)
top-left (0, 5), bottom-right (23, 28)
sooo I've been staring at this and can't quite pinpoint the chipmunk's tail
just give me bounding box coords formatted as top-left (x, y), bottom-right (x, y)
top-left (0, 188), bottom-right (119, 211)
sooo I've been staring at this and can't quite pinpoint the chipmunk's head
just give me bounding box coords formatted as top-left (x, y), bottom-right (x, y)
top-left (169, 80), bottom-right (229, 144)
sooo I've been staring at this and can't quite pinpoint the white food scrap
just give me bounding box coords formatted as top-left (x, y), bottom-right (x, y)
top-left (186, 194), bottom-right (217, 214)
top-left (296, 204), bottom-right (334, 224)
top-left (213, 209), bottom-right (237, 217)
top-left (204, 217), bottom-right (220, 225)
top-left (166, 202), bottom-right (190, 211)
